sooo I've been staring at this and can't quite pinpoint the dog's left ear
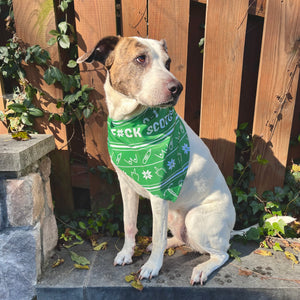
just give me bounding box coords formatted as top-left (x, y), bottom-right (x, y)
top-left (77, 36), bottom-right (120, 66)
top-left (160, 39), bottom-right (168, 53)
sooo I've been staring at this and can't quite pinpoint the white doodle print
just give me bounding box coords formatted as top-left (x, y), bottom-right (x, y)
top-left (179, 123), bottom-right (185, 134)
top-left (116, 153), bottom-right (122, 164)
top-left (131, 168), bottom-right (139, 181)
top-left (182, 143), bottom-right (190, 154)
top-left (163, 183), bottom-right (178, 198)
top-left (178, 180), bottom-right (184, 187)
top-left (142, 170), bottom-right (152, 180)
top-left (169, 138), bottom-right (174, 151)
top-left (177, 152), bottom-right (182, 163)
top-left (124, 154), bottom-right (138, 165)
top-left (143, 117), bottom-right (150, 124)
top-left (142, 149), bottom-right (152, 164)
top-left (154, 148), bottom-right (167, 159)
top-left (167, 159), bottom-right (176, 170)
top-left (154, 167), bottom-right (167, 177)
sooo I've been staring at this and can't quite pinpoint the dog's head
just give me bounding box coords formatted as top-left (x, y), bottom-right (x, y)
top-left (77, 36), bottom-right (183, 107)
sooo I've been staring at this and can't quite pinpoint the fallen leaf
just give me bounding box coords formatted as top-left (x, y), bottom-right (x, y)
top-left (133, 246), bottom-right (144, 257)
top-left (284, 251), bottom-right (299, 264)
top-left (70, 251), bottom-right (90, 266)
top-left (90, 236), bottom-right (98, 247)
top-left (74, 264), bottom-right (89, 270)
top-left (93, 242), bottom-right (108, 251)
top-left (254, 249), bottom-right (273, 256)
top-left (11, 131), bottom-right (31, 141)
top-left (238, 269), bottom-right (253, 276)
top-left (125, 274), bottom-right (135, 283)
top-left (131, 279), bottom-right (144, 291)
top-left (52, 258), bottom-right (64, 268)
top-left (64, 240), bottom-right (84, 249)
top-left (166, 248), bottom-right (175, 256)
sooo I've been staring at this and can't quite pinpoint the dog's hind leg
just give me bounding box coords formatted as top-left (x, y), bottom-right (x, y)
top-left (185, 195), bottom-right (234, 285)
top-left (114, 174), bottom-right (139, 266)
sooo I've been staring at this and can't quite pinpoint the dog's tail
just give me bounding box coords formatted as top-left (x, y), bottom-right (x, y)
top-left (230, 224), bottom-right (259, 239)
top-left (230, 216), bottom-right (297, 238)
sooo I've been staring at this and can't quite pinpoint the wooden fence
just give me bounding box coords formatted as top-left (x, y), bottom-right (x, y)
top-left (1, 0), bottom-right (299, 212)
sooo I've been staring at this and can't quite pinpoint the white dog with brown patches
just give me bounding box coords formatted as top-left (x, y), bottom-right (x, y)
top-left (78, 36), bottom-right (236, 285)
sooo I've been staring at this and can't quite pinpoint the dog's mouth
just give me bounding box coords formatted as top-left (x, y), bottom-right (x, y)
top-left (157, 97), bottom-right (179, 108)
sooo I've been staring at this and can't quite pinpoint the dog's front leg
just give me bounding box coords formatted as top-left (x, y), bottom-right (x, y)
top-left (114, 174), bottom-right (139, 266)
top-left (139, 196), bottom-right (168, 279)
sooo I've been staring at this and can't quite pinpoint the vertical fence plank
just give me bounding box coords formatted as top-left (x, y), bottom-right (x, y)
top-left (148, 0), bottom-right (190, 119)
top-left (74, 0), bottom-right (117, 209)
top-left (0, 76), bottom-right (6, 134)
top-left (13, 0), bottom-right (74, 212)
top-left (121, 0), bottom-right (147, 37)
top-left (199, 0), bottom-right (249, 178)
top-left (252, 0), bottom-right (300, 193)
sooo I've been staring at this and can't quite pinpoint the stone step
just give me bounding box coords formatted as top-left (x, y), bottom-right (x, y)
top-left (36, 237), bottom-right (300, 300)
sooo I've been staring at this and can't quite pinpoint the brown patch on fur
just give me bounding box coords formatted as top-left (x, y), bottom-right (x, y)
top-left (107, 37), bottom-right (151, 97)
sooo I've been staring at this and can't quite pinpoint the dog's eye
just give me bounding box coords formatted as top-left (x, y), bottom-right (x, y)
top-left (136, 55), bottom-right (146, 64)
top-left (165, 59), bottom-right (171, 70)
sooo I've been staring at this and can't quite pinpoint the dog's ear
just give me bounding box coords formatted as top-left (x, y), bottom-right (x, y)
top-left (160, 39), bottom-right (168, 53)
top-left (77, 36), bottom-right (120, 66)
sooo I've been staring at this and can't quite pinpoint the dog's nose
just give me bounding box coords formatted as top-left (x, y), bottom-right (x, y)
top-left (168, 81), bottom-right (183, 97)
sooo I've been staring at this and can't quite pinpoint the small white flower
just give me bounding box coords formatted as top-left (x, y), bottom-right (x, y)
top-left (167, 159), bottom-right (176, 170)
top-left (142, 170), bottom-right (152, 180)
top-left (182, 143), bottom-right (190, 154)
top-left (117, 129), bottom-right (124, 137)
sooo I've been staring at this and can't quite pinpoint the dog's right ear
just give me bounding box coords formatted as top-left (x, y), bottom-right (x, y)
top-left (77, 36), bottom-right (120, 67)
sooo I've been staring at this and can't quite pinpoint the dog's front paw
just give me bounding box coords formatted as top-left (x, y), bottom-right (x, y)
top-left (139, 259), bottom-right (162, 280)
top-left (114, 249), bottom-right (133, 266)
top-left (190, 266), bottom-right (208, 285)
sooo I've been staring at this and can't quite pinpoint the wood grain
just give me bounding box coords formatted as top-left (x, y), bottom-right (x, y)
top-left (13, 0), bottom-right (74, 212)
top-left (148, 0), bottom-right (190, 118)
top-left (192, 0), bottom-right (266, 17)
top-left (121, 0), bottom-right (147, 37)
top-left (252, 0), bottom-right (300, 193)
top-left (200, 0), bottom-right (249, 177)
top-left (74, 0), bottom-right (117, 208)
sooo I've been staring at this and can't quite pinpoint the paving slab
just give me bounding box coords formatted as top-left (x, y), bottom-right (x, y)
top-left (36, 237), bottom-right (300, 300)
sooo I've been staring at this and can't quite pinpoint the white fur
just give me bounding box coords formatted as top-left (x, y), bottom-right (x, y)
top-left (104, 37), bottom-right (236, 285)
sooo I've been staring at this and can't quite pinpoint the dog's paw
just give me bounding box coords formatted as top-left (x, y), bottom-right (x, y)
top-left (114, 250), bottom-right (133, 266)
top-left (139, 260), bottom-right (161, 280)
top-left (190, 266), bottom-right (208, 285)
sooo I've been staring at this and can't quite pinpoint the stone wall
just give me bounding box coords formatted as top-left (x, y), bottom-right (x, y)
top-left (0, 134), bottom-right (57, 300)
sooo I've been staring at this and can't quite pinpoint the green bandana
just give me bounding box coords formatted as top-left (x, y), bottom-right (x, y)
top-left (107, 107), bottom-right (190, 202)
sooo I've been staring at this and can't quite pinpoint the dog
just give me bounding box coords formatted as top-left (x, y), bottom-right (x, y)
top-left (77, 36), bottom-right (236, 285)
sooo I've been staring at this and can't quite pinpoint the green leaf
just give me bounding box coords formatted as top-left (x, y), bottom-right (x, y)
top-left (79, 221), bottom-right (87, 230)
top-left (49, 29), bottom-right (60, 36)
top-left (83, 107), bottom-right (93, 119)
top-left (48, 37), bottom-right (57, 46)
top-left (273, 242), bottom-right (283, 252)
top-left (20, 113), bottom-right (33, 126)
top-left (58, 21), bottom-right (68, 34)
top-left (256, 154), bottom-right (268, 165)
top-left (58, 35), bottom-right (70, 49)
top-left (239, 122), bottom-right (248, 130)
top-left (226, 176), bottom-right (234, 186)
top-left (67, 59), bottom-right (77, 68)
top-left (8, 103), bottom-right (26, 113)
top-left (245, 227), bottom-right (261, 240)
top-left (228, 247), bottom-right (241, 261)
top-left (28, 107), bottom-right (44, 117)
top-left (59, 0), bottom-right (68, 12)
top-left (70, 251), bottom-right (90, 266)
top-left (44, 66), bottom-right (63, 85)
